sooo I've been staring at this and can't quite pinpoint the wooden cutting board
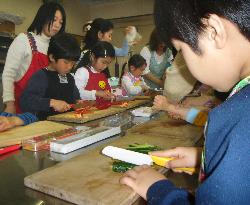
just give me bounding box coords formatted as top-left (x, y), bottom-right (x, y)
top-left (24, 116), bottom-right (203, 205)
top-left (127, 114), bottom-right (202, 141)
top-left (112, 99), bottom-right (150, 109)
top-left (48, 100), bottom-right (150, 123)
top-left (0, 121), bottom-right (71, 148)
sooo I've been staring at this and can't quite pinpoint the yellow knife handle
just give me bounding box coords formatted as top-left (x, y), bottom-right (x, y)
top-left (150, 156), bottom-right (198, 174)
top-left (173, 167), bottom-right (198, 173)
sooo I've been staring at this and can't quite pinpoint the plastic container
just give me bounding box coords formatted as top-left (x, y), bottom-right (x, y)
top-left (22, 127), bottom-right (80, 151)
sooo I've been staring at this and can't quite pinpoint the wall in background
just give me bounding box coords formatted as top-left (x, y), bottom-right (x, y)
top-left (88, 0), bottom-right (153, 19)
top-left (0, 0), bottom-right (89, 35)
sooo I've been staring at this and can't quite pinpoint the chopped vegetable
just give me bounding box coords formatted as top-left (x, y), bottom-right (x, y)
top-left (112, 161), bottom-right (136, 173)
top-left (127, 143), bottom-right (160, 154)
top-left (112, 143), bottom-right (161, 172)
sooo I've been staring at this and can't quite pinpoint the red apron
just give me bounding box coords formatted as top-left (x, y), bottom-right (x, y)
top-left (14, 33), bottom-right (49, 113)
top-left (85, 68), bottom-right (111, 109)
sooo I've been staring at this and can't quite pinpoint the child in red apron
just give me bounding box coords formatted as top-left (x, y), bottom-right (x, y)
top-left (2, 2), bottom-right (66, 114)
top-left (74, 41), bottom-right (115, 109)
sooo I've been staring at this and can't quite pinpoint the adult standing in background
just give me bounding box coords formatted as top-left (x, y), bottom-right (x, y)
top-left (2, 2), bottom-right (66, 114)
top-left (140, 29), bottom-right (173, 89)
top-left (75, 18), bottom-right (131, 78)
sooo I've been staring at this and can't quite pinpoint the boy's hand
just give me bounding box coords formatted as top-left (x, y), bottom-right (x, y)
top-left (0, 116), bottom-right (23, 132)
top-left (153, 95), bottom-right (170, 111)
top-left (50, 99), bottom-right (71, 112)
top-left (150, 147), bottom-right (202, 175)
top-left (120, 165), bottom-right (166, 200)
top-left (96, 90), bottom-right (115, 100)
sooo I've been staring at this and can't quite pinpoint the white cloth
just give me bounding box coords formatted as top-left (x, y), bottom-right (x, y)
top-left (163, 52), bottom-right (197, 102)
top-left (2, 32), bottom-right (50, 103)
top-left (140, 46), bottom-right (172, 75)
top-left (121, 72), bottom-right (149, 96)
top-left (74, 66), bottom-right (97, 100)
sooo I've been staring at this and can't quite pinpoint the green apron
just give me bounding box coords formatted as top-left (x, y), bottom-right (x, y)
top-left (144, 47), bottom-right (172, 89)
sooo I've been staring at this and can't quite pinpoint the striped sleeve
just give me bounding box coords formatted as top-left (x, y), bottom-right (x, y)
top-left (16, 112), bottom-right (38, 125)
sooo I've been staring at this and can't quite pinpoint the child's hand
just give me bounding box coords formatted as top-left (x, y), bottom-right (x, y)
top-left (96, 90), bottom-right (115, 100)
top-left (150, 147), bottom-right (202, 175)
top-left (153, 95), bottom-right (170, 111)
top-left (141, 85), bottom-right (150, 95)
top-left (120, 165), bottom-right (166, 200)
top-left (50, 99), bottom-right (71, 112)
top-left (0, 116), bottom-right (23, 132)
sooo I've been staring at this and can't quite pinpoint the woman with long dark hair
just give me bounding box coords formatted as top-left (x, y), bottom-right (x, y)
top-left (2, 2), bottom-right (66, 114)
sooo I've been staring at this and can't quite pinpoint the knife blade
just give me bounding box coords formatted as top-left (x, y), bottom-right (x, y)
top-left (102, 146), bottom-right (196, 173)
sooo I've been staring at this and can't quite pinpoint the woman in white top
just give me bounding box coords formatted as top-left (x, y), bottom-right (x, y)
top-left (2, 2), bottom-right (66, 114)
top-left (140, 29), bottom-right (173, 89)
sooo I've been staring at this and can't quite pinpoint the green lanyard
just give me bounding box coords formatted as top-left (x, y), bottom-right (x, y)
top-left (228, 76), bottom-right (250, 98)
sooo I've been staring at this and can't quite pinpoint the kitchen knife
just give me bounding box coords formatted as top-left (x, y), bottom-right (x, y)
top-left (102, 146), bottom-right (196, 173)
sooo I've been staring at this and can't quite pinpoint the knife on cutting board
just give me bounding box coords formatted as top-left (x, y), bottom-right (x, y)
top-left (102, 146), bottom-right (197, 173)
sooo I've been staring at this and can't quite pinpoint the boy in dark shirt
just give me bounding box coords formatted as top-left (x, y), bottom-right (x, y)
top-left (120, 1), bottom-right (250, 204)
top-left (20, 33), bottom-right (81, 120)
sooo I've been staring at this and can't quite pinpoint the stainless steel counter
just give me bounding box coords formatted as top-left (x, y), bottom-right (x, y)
top-left (0, 109), bottom-right (162, 205)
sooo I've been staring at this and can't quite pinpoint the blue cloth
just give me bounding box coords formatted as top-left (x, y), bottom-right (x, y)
top-left (185, 107), bottom-right (200, 124)
top-left (147, 85), bottom-right (250, 205)
top-left (114, 39), bottom-right (129, 57)
top-left (0, 112), bottom-right (38, 125)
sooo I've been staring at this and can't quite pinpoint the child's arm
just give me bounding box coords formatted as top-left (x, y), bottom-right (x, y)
top-left (114, 27), bottom-right (131, 56)
top-left (20, 71), bottom-right (51, 113)
top-left (0, 112), bottom-right (38, 132)
top-left (121, 75), bottom-right (143, 95)
top-left (74, 68), bottom-right (97, 100)
top-left (120, 147), bottom-right (201, 203)
top-left (182, 95), bottom-right (219, 108)
top-left (0, 116), bottom-right (24, 132)
top-left (120, 166), bottom-right (193, 204)
top-left (140, 78), bottom-right (150, 94)
top-left (150, 147), bottom-right (202, 173)
top-left (50, 99), bottom-right (71, 112)
top-left (153, 95), bottom-right (208, 126)
top-left (114, 40), bottom-right (129, 57)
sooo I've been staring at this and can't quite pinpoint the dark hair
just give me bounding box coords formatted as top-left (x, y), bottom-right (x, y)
top-left (154, 0), bottom-right (250, 54)
top-left (77, 41), bottom-right (115, 68)
top-left (28, 2), bottom-right (66, 35)
top-left (48, 33), bottom-right (81, 61)
top-left (83, 18), bottom-right (114, 50)
top-left (128, 54), bottom-right (146, 70)
top-left (148, 28), bottom-right (166, 52)
top-left (120, 54), bottom-right (146, 83)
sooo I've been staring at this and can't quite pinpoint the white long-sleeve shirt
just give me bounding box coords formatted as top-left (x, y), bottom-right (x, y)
top-left (2, 32), bottom-right (50, 103)
top-left (74, 66), bottom-right (98, 100)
